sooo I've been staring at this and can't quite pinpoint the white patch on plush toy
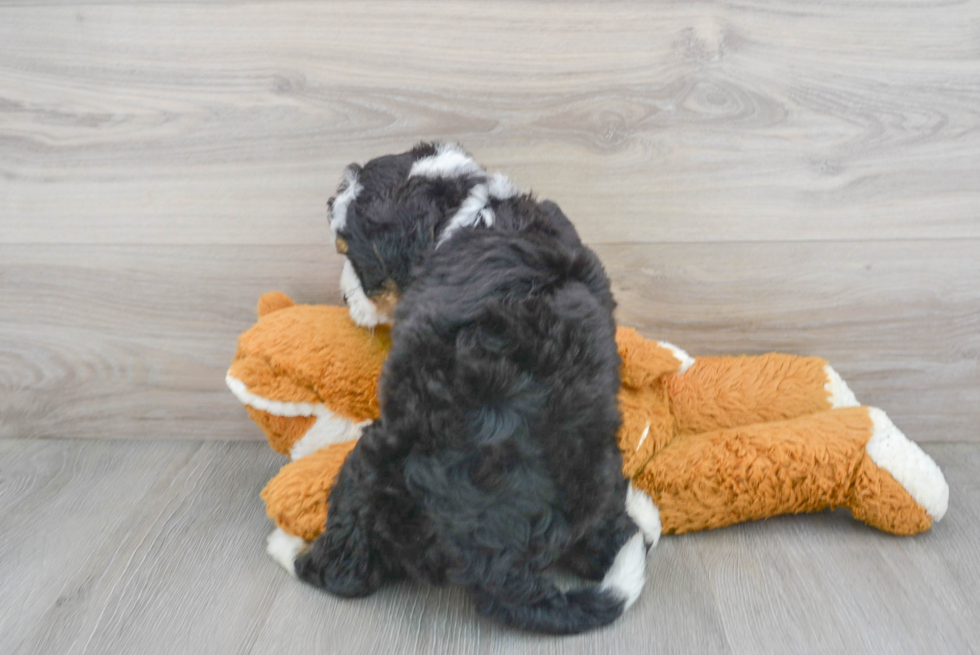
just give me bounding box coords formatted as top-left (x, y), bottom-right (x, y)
top-left (329, 166), bottom-right (362, 234)
top-left (598, 532), bottom-right (647, 610)
top-left (635, 423), bottom-right (651, 452)
top-left (290, 419), bottom-right (369, 461)
top-left (410, 142), bottom-right (484, 180)
top-left (866, 407), bottom-right (949, 521)
top-left (341, 259), bottom-right (393, 328)
top-left (437, 183), bottom-right (493, 246)
top-left (226, 374), bottom-right (325, 418)
top-left (657, 341), bottom-right (695, 374)
top-left (824, 364), bottom-right (860, 408)
top-left (626, 484), bottom-right (661, 547)
top-left (226, 375), bottom-right (368, 457)
top-left (266, 528), bottom-right (310, 577)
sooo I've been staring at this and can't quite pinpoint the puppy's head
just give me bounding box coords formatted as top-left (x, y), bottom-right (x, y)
top-left (328, 142), bottom-right (487, 327)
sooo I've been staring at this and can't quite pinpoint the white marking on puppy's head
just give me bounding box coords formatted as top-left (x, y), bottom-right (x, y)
top-left (487, 171), bottom-right (519, 199)
top-left (437, 183), bottom-right (493, 246)
top-left (340, 259), bottom-right (393, 328)
top-left (409, 141), bottom-right (484, 180)
top-left (333, 144), bottom-right (518, 323)
top-left (328, 166), bottom-right (362, 235)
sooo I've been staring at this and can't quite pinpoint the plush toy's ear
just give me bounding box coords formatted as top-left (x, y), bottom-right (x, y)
top-left (616, 327), bottom-right (694, 387)
top-left (257, 291), bottom-right (296, 317)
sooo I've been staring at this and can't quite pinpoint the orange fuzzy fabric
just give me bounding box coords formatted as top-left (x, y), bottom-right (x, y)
top-left (849, 456), bottom-right (932, 535)
top-left (229, 293), bottom-right (942, 541)
top-left (229, 303), bottom-right (388, 423)
top-left (666, 354), bottom-right (833, 435)
top-left (246, 408), bottom-right (317, 456)
top-left (635, 407), bottom-right (930, 535)
top-left (615, 328), bottom-right (681, 476)
top-left (261, 439), bottom-right (358, 541)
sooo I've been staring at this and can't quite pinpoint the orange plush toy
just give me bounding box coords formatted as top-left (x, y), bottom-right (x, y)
top-left (227, 292), bottom-right (949, 570)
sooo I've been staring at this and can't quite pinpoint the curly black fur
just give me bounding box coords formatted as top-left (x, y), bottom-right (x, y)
top-left (298, 145), bottom-right (642, 634)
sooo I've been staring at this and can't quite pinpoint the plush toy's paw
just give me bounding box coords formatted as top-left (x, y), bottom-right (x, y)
top-left (865, 408), bottom-right (949, 522)
top-left (266, 527), bottom-right (311, 577)
top-left (626, 484), bottom-right (662, 547)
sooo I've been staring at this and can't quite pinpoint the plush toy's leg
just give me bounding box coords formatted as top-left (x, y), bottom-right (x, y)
top-left (634, 407), bottom-right (948, 536)
top-left (854, 408), bottom-right (948, 533)
top-left (665, 354), bottom-right (859, 435)
top-left (261, 439), bottom-right (359, 542)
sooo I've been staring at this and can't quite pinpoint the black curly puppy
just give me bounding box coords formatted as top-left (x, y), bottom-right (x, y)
top-left (294, 143), bottom-right (658, 634)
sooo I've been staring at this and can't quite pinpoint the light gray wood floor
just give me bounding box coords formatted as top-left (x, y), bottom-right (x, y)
top-left (0, 437), bottom-right (977, 655)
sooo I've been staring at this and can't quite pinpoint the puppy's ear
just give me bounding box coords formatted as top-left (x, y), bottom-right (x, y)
top-left (328, 164), bottom-right (364, 233)
top-left (538, 200), bottom-right (583, 248)
top-left (411, 142), bottom-right (439, 159)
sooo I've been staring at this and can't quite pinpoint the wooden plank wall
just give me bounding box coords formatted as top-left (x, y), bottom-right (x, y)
top-left (2, 1), bottom-right (978, 442)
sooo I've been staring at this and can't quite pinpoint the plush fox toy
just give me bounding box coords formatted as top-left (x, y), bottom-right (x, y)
top-left (227, 292), bottom-right (949, 569)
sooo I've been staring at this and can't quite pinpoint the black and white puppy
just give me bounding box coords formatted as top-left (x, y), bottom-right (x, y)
top-left (331, 143), bottom-right (583, 327)
top-left (296, 143), bottom-right (658, 634)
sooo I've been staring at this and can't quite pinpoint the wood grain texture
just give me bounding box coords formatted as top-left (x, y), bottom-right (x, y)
top-left (0, 438), bottom-right (286, 655)
top-left (695, 441), bottom-right (980, 655)
top-left (599, 240), bottom-right (980, 442)
top-left (2, 240), bottom-right (976, 441)
top-left (1, 438), bottom-right (977, 654)
top-left (0, 244), bottom-right (342, 440)
top-left (1, 1), bottom-right (978, 244)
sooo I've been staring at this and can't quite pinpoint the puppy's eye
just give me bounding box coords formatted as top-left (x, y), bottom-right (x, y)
top-left (336, 237), bottom-right (349, 254)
